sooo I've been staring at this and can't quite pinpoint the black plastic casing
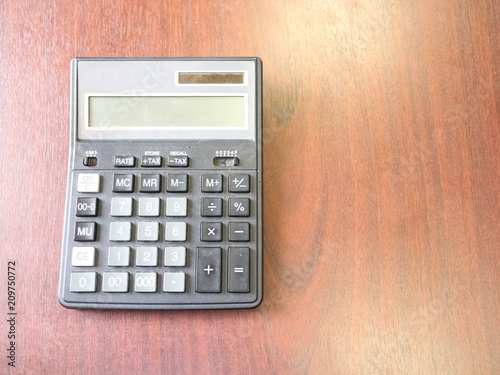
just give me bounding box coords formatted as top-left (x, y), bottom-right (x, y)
top-left (58, 57), bottom-right (263, 310)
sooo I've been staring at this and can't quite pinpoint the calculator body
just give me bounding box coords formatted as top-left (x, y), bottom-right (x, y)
top-left (58, 57), bottom-right (263, 310)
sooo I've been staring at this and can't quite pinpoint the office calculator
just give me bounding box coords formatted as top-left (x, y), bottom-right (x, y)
top-left (58, 57), bottom-right (263, 310)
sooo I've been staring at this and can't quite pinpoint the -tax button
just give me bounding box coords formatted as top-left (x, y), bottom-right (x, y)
top-left (77, 173), bottom-right (100, 193)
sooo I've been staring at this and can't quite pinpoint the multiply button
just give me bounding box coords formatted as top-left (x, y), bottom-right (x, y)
top-left (196, 247), bottom-right (222, 293)
top-left (201, 222), bottom-right (222, 242)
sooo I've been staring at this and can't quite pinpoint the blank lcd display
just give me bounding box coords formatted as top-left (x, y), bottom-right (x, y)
top-left (88, 96), bottom-right (245, 128)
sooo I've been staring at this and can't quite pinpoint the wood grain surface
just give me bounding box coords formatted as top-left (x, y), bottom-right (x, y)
top-left (1, 0), bottom-right (499, 373)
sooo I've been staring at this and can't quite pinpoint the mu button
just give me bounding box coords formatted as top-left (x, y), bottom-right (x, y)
top-left (74, 222), bottom-right (97, 241)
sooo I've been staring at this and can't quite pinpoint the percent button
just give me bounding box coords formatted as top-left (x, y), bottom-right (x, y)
top-left (228, 198), bottom-right (250, 217)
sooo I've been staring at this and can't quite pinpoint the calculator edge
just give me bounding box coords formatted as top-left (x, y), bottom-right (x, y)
top-left (58, 57), bottom-right (263, 310)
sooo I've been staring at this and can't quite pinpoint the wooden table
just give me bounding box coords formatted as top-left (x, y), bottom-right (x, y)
top-left (1, 1), bottom-right (499, 373)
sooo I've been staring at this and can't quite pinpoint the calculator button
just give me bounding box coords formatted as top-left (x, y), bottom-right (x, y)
top-left (228, 222), bottom-right (250, 242)
top-left (109, 222), bottom-right (132, 241)
top-left (201, 198), bottom-right (223, 217)
top-left (229, 174), bottom-right (250, 193)
top-left (113, 174), bottom-right (134, 193)
top-left (77, 173), bottom-right (100, 193)
top-left (165, 222), bottom-right (187, 241)
top-left (167, 155), bottom-right (189, 167)
top-left (167, 174), bottom-right (188, 193)
top-left (70, 272), bottom-right (97, 292)
top-left (138, 197), bottom-right (160, 216)
top-left (71, 247), bottom-right (96, 266)
top-left (114, 155), bottom-right (135, 167)
top-left (134, 273), bottom-right (157, 292)
top-left (228, 247), bottom-right (250, 293)
top-left (140, 174), bottom-right (161, 193)
top-left (111, 197), bottom-right (133, 217)
top-left (108, 246), bottom-right (131, 266)
top-left (76, 197), bottom-right (99, 217)
top-left (202, 174), bottom-right (223, 193)
top-left (228, 198), bottom-right (250, 217)
top-left (196, 247), bottom-right (222, 293)
top-left (163, 272), bottom-right (186, 293)
top-left (102, 272), bottom-right (129, 292)
top-left (141, 155), bottom-right (162, 167)
top-left (164, 247), bottom-right (186, 266)
top-left (201, 222), bottom-right (222, 242)
top-left (75, 222), bottom-right (97, 241)
top-left (166, 197), bottom-right (187, 217)
top-left (137, 222), bottom-right (160, 241)
top-left (136, 247), bottom-right (158, 266)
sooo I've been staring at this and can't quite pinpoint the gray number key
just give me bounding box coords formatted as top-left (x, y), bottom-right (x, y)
top-left (70, 272), bottom-right (97, 292)
top-left (109, 222), bottom-right (132, 241)
top-left (102, 272), bottom-right (129, 292)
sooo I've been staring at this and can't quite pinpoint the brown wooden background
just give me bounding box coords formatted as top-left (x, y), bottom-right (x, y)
top-left (1, 0), bottom-right (499, 373)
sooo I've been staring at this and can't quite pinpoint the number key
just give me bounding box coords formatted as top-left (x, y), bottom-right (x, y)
top-left (164, 246), bottom-right (186, 266)
top-left (109, 222), bottom-right (132, 241)
top-left (111, 197), bottom-right (133, 217)
top-left (102, 272), bottom-right (129, 292)
top-left (136, 247), bottom-right (158, 266)
top-left (138, 197), bottom-right (160, 217)
top-left (165, 222), bottom-right (187, 241)
top-left (166, 197), bottom-right (187, 217)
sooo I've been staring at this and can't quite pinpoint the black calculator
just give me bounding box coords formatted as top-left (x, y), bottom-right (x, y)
top-left (58, 57), bottom-right (263, 310)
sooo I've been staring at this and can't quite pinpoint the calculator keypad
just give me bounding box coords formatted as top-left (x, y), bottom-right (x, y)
top-left (63, 166), bottom-right (258, 307)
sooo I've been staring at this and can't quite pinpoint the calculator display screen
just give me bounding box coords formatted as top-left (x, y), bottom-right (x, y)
top-left (88, 96), bottom-right (245, 128)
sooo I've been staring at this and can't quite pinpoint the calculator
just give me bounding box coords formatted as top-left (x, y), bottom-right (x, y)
top-left (58, 57), bottom-right (263, 310)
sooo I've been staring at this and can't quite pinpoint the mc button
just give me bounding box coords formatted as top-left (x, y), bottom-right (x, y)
top-left (113, 174), bottom-right (134, 193)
